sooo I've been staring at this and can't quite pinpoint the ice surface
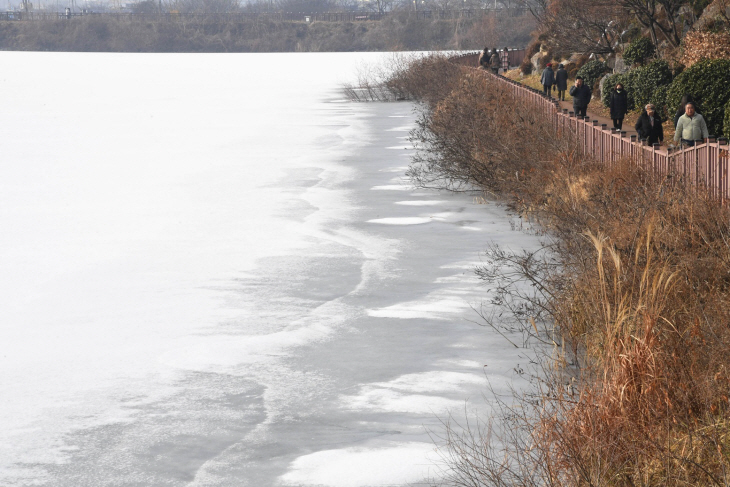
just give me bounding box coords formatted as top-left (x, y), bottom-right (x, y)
top-left (367, 217), bottom-right (433, 225)
top-left (394, 200), bottom-right (450, 205)
top-left (278, 440), bottom-right (439, 487)
top-left (0, 51), bottom-right (543, 486)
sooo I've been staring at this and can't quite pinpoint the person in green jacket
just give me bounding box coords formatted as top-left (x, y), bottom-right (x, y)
top-left (674, 102), bottom-right (709, 147)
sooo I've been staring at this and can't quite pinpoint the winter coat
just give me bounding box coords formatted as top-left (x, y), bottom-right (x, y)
top-left (673, 107), bottom-right (700, 128)
top-left (634, 110), bottom-right (664, 144)
top-left (555, 68), bottom-right (568, 91)
top-left (609, 89), bottom-right (628, 120)
top-left (569, 84), bottom-right (592, 108)
top-left (540, 67), bottom-right (555, 87)
top-left (674, 113), bottom-right (709, 142)
top-left (478, 50), bottom-right (490, 67)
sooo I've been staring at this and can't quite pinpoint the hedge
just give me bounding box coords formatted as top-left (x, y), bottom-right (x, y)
top-left (622, 36), bottom-right (655, 66)
top-left (601, 60), bottom-right (673, 117)
top-left (576, 60), bottom-right (608, 90)
top-left (666, 59), bottom-right (730, 137)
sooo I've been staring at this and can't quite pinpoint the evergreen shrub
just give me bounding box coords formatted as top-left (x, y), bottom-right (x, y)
top-left (576, 59), bottom-right (608, 90)
top-left (601, 72), bottom-right (632, 109)
top-left (667, 59), bottom-right (730, 137)
top-left (631, 59), bottom-right (673, 114)
top-left (601, 60), bottom-right (672, 116)
top-left (725, 99), bottom-right (730, 138)
top-left (622, 36), bottom-right (655, 66)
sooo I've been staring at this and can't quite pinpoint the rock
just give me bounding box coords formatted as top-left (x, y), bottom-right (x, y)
top-left (599, 73), bottom-right (613, 99)
top-left (530, 51), bottom-right (542, 74)
top-left (613, 56), bottom-right (630, 73)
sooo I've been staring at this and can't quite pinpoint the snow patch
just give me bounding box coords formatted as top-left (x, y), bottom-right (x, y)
top-left (278, 441), bottom-right (438, 487)
top-left (367, 217), bottom-right (432, 225)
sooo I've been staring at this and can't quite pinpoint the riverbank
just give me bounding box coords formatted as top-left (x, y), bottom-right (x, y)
top-left (392, 53), bottom-right (730, 485)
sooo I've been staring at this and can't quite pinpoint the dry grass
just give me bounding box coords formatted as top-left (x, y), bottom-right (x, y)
top-left (389, 55), bottom-right (730, 486)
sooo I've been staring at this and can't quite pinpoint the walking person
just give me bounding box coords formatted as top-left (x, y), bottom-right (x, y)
top-left (673, 94), bottom-right (696, 128)
top-left (555, 63), bottom-right (568, 101)
top-left (569, 76), bottom-right (591, 118)
top-left (674, 102), bottom-right (709, 147)
top-left (500, 47), bottom-right (509, 74)
top-left (478, 47), bottom-right (490, 69)
top-left (634, 104), bottom-right (664, 145)
top-left (540, 63), bottom-right (555, 98)
top-left (609, 83), bottom-right (628, 131)
top-left (490, 48), bottom-right (500, 75)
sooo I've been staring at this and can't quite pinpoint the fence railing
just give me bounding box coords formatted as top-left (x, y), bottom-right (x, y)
top-left (452, 52), bottom-right (730, 203)
top-left (0, 7), bottom-right (528, 22)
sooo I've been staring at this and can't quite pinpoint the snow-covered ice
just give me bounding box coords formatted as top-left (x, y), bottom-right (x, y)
top-left (0, 51), bottom-right (542, 486)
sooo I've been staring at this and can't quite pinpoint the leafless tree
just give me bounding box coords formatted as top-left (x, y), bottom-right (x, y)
top-left (532, 0), bottom-right (628, 55)
top-left (618, 0), bottom-right (690, 48)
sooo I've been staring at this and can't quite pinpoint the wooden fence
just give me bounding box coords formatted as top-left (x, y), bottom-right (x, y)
top-left (452, 52), bottom-right (730, 202)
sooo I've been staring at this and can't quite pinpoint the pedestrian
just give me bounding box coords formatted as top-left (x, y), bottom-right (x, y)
top-left (540, 63), bottom-right (555, 98)
top-left (674, 102), bottom-right (709, 147)
top-left (673, 94), bottom-right (696, 128)
top-left (501, 47), bottom-right (509, 74)
top-left (634, 104), bottom-right (664, 145)
top-left (478, 47), bottom-right (490, 69)
top-left (609, 83), bottom-right (628, 131)
top-left (555, 63), bottom-right (568, 101)
top-left (490, 48), bottom-right (500, 75)
top-left (569, 76), bottom-right (591, 118)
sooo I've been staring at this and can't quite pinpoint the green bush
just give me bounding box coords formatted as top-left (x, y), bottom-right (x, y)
top-left (601, 72), bottom-right (633, 110)
top-left (725, 99), bottom-right (730, 139)
top-left (576, 59), bottom-right (608, 90)
top-left (622, 36), bottom-right (655, 66)
top-left (650, 84), bottom-right (671, 120)
top-left (667, 59), bottom-right (730, 137)
top-left (601, 60), bottom-right (672, 116)
top-left (631, 59), bottom-right (673, 114)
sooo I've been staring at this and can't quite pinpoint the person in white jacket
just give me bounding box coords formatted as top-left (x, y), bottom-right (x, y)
top-left (674, 102), bottom-right (709, 147)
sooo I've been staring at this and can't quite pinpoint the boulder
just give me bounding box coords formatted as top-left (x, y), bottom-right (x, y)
top-left (599, 74), bottom-right (612, 99)
top-left (613, 56), bottom-right (630, 73)
top-left (530, 51), bottom-right (542, 74)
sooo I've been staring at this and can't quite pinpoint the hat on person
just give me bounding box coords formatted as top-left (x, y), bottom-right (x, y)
top-left (547, 63), bottom-right (552, 67)
top-left (558, 63), bottom-right (564, 68)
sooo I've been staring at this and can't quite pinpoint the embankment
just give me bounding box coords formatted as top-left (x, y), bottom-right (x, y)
top-left (394, 54), bottom-right (730, 485)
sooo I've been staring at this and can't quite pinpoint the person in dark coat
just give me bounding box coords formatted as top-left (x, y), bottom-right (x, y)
top-left (490, 48), bottom-right (500, 75)
top-left (555, 63), bottom-right (568, 101)
top-left (609, 83), bottom-right (628, 131)
top-left (634, 104), bottom-right (664, 146)
top-left (478, 47), bottom-right (490, 69)
top-left (540, 63), bottom-right (555, 97)
top-left (569, 76), bottom-right (592, 118)
top-left (673, 94), bottom-right (696, 128)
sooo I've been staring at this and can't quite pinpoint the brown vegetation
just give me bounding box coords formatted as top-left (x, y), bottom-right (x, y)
top-left (387, 54), bottom-right (730, 485)
top-left (682, 30), bottom-right (730, 67)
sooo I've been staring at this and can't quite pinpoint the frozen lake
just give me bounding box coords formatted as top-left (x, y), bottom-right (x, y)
top-left (0, 52), bottom-right (540, 486)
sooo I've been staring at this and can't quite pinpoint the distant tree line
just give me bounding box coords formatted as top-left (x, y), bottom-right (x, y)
top-left (0, 7), bottom-right (534, 51)
top-left (127, 0), bottom-right (520, 15)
